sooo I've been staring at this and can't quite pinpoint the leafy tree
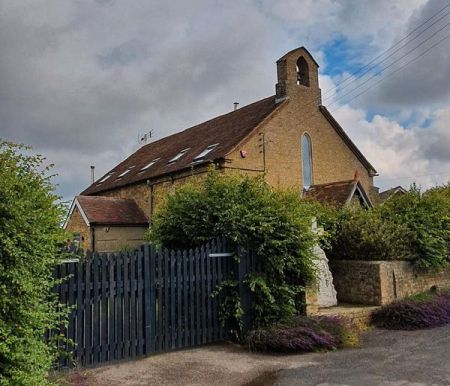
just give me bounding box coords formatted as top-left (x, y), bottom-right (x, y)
top-left (147, 170), bottom-right (321, 331)
top-left (0, 141), bottom-right (66, 385)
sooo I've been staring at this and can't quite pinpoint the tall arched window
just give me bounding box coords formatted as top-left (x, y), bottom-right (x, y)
top-left (296, 56), bottom-right (310, 87)
top-left (301, 133), bottom-right (313, 189)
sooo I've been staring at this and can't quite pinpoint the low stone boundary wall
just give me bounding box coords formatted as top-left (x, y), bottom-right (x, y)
top-left (329, 260), bottom-right (450, 306)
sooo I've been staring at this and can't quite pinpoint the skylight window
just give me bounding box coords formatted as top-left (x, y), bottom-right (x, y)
top-left (140, 158), bottom-right (160, 171)
top-left (97, 172), bottom-right (114, 184)
top-left (194, 143), bottom-right (219, 161)
top-left (117, 166), bottom-right (135, 179)
top-left (168, 148), bottom-right (190, 163)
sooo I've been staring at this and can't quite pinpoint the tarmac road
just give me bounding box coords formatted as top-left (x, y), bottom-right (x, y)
top-left (259, 325), bottom-right (450, 386)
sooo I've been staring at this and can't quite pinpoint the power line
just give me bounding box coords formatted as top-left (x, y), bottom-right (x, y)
top-left (287, 4), bottom-right (450, 117)
top-left (325, 21), bottom-right (450, 108)
top-left (321, 3), bottom-right (450, 98)
top-left (327, 31), bottom-right (450, 113)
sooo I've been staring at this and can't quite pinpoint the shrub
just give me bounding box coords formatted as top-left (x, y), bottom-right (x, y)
top-left (380, 184), bottom-right (450, 269)
top-left (372, 292), bottom-right (450, 330)
top-left (0, 141), bottom-right (66, 385)
top-left (328, 184), bottom-right (450, 269)
top-left (246, 315), bottom-right (358, 353)
top-left (147, 170), bottom-right (324, 331)
top-left (328, 207), bottom-right (411, 261)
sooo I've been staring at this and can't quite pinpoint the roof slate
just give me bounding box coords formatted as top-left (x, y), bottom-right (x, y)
top-left (76, 195), bottom-right (148, 225)
top-left (82, 96), bottom-right (282, 195)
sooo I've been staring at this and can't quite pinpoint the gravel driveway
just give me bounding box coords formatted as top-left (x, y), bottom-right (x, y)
top-left (77, 325), bottom-right (450, 386)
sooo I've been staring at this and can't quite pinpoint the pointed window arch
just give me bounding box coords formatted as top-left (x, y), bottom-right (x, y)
top-left (296, 56), bottom-right (310, 87)
top-left (301, 133), bottom-right (313, 189)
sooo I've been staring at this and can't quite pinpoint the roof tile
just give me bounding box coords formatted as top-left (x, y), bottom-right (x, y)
top-left (304, 180), bottom-right (357, 207)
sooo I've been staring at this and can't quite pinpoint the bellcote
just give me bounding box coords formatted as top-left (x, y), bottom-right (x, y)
top-left (275, 47), bottom-right (321, 105)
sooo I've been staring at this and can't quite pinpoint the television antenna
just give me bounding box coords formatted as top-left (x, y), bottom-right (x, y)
top-left (138, 129), bottom-right (154, 145)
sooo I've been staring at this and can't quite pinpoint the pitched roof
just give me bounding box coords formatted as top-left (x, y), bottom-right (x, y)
top-left (82, 95), bottom-right (283, 195)
top-left (276, 46), bottom-right (320, 67)
top-left (379, 186), bottom-right (407, 202)
top-left (66, 196), bottom-right (149, 226)
top-left (304, 179), bottom-right (372, 208)
top-left (319, 106), bottom-right (377, 176)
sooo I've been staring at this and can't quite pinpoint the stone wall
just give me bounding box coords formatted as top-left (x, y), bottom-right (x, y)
top-left (330, 260), bottom-right (450, 306)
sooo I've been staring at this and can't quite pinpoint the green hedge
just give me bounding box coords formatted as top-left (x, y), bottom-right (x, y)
top-left (328, 184), bottom-right (450, 270)
top-left (0, 141), bottom-right (66, 385)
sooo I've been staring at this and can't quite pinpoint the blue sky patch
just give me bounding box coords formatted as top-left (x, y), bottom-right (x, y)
top-left (322, 36), bottom-right (377, 77)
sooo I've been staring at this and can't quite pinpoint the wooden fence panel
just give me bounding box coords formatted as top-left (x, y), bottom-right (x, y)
top-left (53, 239), bottom-right (237, 367)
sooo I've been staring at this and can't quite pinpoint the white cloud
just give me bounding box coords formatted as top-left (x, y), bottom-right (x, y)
top-left (0, 0), bottom-right (448, 200)
top-left (332, 103), bottom-right (450, 191)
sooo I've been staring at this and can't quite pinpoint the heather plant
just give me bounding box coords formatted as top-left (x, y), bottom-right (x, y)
top-left (372, 291), bottom-right (450, 330)
top-left (0, 141), bottom-right (66, 385)
top-left (246, 315), bottom-right (359, 353)
top-left (147, 170), bottom-right (326, 332)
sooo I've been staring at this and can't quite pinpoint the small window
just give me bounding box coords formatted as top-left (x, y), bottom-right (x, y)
top-left (97, 172), bottom-right (114, 184)
top-left (194, 143), bottom-right (219, 161)
top-left (140, 158), bottom-right (160, 171)
top-left (168, 148), bottom-right (190, 163)
top-left (117, 166), bottom-right (135, 179)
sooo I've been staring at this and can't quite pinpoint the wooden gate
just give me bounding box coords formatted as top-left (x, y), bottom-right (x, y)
top-left (53, 238), bottom-right (236, 366)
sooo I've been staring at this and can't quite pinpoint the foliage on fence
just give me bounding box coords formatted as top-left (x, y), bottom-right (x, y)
top-left (147, 170), bottom-right (321, 333)
top-left (0, 141), bottom-right (66, 386)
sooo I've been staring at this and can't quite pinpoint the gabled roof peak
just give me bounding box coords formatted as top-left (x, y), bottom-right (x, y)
top-left (276, 46), bottom-right (320, 67)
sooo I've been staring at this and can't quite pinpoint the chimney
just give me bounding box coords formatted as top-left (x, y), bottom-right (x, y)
top-left (233, 102), bottom-right (239, 111)
top-left (90, 166), bottom-right (95, 184)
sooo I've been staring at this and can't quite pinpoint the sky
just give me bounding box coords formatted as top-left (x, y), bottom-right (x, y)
top-left (1, 0), bottom-right (450, 200)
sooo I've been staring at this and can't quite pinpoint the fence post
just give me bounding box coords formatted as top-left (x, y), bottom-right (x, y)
top-left (237, 245), bottom-right (251, 333)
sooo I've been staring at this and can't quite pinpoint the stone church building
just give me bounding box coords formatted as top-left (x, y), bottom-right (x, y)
top-left (65, 47), bottom-right (380, 252)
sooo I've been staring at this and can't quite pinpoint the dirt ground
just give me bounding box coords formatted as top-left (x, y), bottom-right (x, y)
top-left (71, 343), bottom-right (316, 386)
top-left (68, 325), bottom-right (450, 386)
